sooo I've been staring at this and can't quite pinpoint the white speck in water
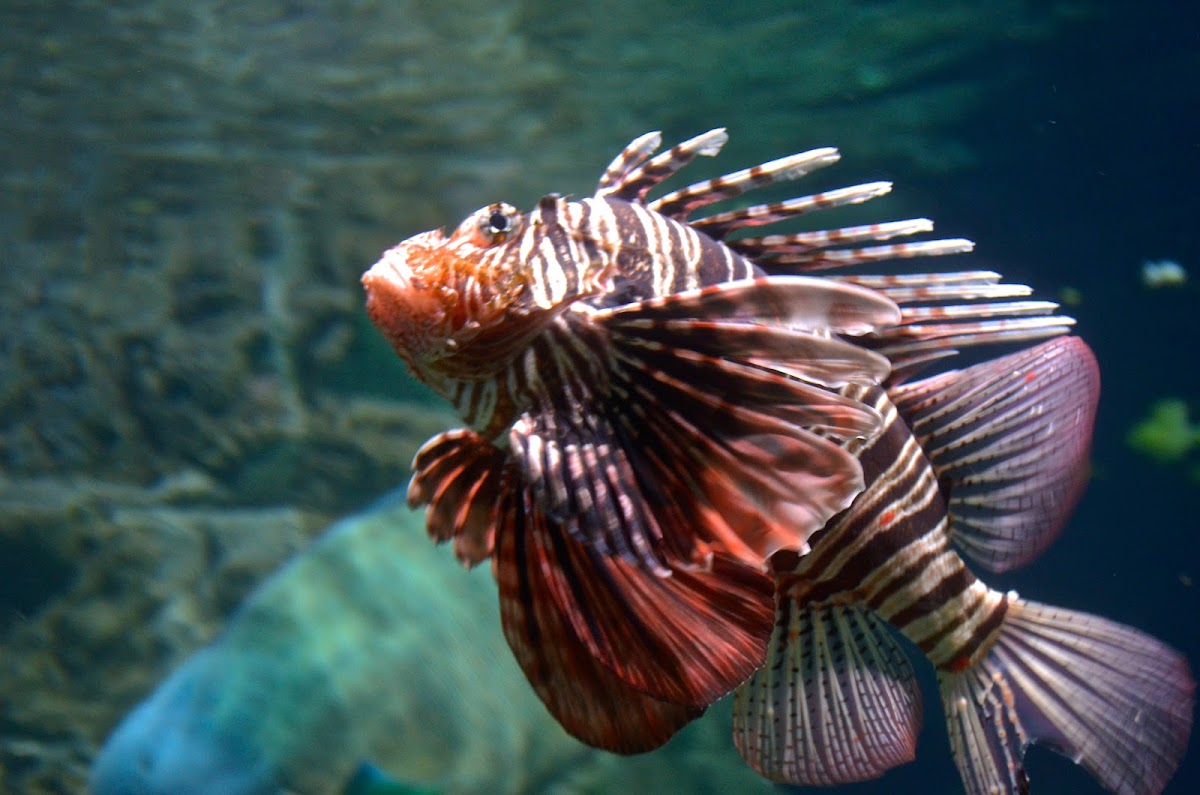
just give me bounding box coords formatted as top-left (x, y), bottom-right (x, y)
top-left (1141, 259), bottom-right (1187, 288)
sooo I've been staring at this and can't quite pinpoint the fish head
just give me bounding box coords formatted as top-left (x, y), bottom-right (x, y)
top-left (363, 201), bottom-right (563, 389)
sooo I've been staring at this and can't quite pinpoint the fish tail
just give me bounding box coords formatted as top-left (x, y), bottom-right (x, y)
top-left (939, 595), bottom-right (1194, 795)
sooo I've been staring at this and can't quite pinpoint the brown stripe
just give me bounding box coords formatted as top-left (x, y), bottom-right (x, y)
top-left (802, 443), bottom-right (944, 602)
top-left (861, 541), bottom-right (943, 609)
top-left (887, 563), bottom-right (976, 630)
top-left (689, 222), bottom-right (755, 285)
top-left (608, 198), bottom-right (649, 255)
top-left (540, 209), bottom-right (580, 298)
top-left (934, 591), bottom-right (1009, 669)
top-left (914, 583), bottom-right (985, 655)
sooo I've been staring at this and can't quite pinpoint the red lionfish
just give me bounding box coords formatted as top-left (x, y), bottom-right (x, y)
top-left (362, 129), bottom-right (1194, 793)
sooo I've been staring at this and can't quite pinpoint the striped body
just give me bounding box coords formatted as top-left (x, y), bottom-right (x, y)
top-left (439, 196), bottom-right (759, 437)
top-left (733, 339), bottom-right (1194, 795)
top-left (779, 385), bottom-right (1006, 672)
top-left (366, 129), bottom-right (1192, 790)
top-left (371, 128), bottom-right (929, 752)
top-left (526, 197), bottom-right (756, 310)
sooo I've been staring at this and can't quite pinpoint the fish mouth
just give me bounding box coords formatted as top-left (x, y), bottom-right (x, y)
top-left (362, 239), bottom-right (456, 375)
top-left (363, 248), bottom-right (447, 324)
top-left (363, 231), bottom-right (545, 382)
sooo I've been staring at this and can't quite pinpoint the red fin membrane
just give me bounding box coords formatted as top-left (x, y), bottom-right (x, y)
top-left (496, 485), bottom-right (774, 714)
top-left (889, 337), bottom-right (1100, 572)
top-left (510, 406), bottom-right (676, 571)
top-left (510, 276), bottom-right (900, 570)
top-left (733, 598), bottom-right (922, 785)
top-left (940, 597), bottom-right (1194, 795)
top-left (493, 489), bottom-right (701, 753)
top-left (605, 351), bottom-right (871, 565)
top-left (407, 429), bottom-right (506, 566)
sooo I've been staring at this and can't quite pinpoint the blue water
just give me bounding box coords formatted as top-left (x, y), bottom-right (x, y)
top-left (1, 1), bottom-right (1196, 792)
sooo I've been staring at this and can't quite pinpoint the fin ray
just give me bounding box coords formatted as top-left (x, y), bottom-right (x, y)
top-left (650, 147), bottom-right (842, 221)
top-left (497, 485), bottom-right (774, 708)
top-left (493, 488), bottom-right (701, 752)
top-left (598, 274), bottom-right (903, 336)
top-left (734, 599), bottom-right (922, 785)
top-left (597, 129), bottom-right (728, 203)
top-left (512, 277), bottom-right (902, 571)
top-left (595, 131), bottom-right (663, 195)
top-left (890, 337), bottom-right (1100, 571)
top-left (835, 271), bottom-right (1076, 379)
top-left (940, 597), bottom-right (1194, 795)
top-left (610, 317), bottom-right (891, 388)
top-left (692, 182), bottom-right (895, 240)
top-left (407, 429), bottom-right (505, 566)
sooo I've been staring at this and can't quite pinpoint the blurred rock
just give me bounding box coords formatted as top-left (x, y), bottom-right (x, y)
top-left (88, 497), bottom-right (772, 795)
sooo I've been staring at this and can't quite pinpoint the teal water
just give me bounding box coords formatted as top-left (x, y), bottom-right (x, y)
top-left (1, 2), bottom-right (1196, 793)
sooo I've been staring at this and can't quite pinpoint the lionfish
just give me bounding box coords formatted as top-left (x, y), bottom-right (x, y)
top-left (362, 129), bottom-right (1193, 793)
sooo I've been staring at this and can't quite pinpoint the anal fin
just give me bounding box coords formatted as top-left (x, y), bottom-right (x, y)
top-left (733, 597), bottom-right (922, 785)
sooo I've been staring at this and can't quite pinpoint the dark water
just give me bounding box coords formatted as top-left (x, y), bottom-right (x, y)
top-left (1, 1), bottom-right (1197, 793)
top-left (920, 6), bottom-right (1200, 793)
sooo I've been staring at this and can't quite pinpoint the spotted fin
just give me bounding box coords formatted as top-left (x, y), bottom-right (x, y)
top-left (889, 337), bottom-right (1100, 572)
top-left (495, 484), bottom-right (769, 727)
top-left (732, 598), bottom-right (922, 785)
top-left (940, 596), bottom-right (1194, 795)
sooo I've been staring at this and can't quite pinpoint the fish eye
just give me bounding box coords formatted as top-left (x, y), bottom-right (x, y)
top-left (475, 202), bottom-right (522, 245)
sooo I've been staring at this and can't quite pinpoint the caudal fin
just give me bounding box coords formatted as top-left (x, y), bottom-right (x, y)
top-left (939, 596), bottom-right (1194, 795)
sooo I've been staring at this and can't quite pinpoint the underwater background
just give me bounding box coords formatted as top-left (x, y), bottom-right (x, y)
top-left (1, 1), bottom-right (1197, 793)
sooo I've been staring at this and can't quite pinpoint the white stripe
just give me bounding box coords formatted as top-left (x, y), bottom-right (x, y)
top-left (538, 235), bottom-right (566, 305)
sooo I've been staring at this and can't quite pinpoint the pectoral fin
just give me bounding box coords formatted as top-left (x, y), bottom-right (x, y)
top-left (493, 485), bottom-right (709, 752)
top-left (408, 429), bottom-right (506, 567)
top-left (511, 276), bottom-right (897, 574)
